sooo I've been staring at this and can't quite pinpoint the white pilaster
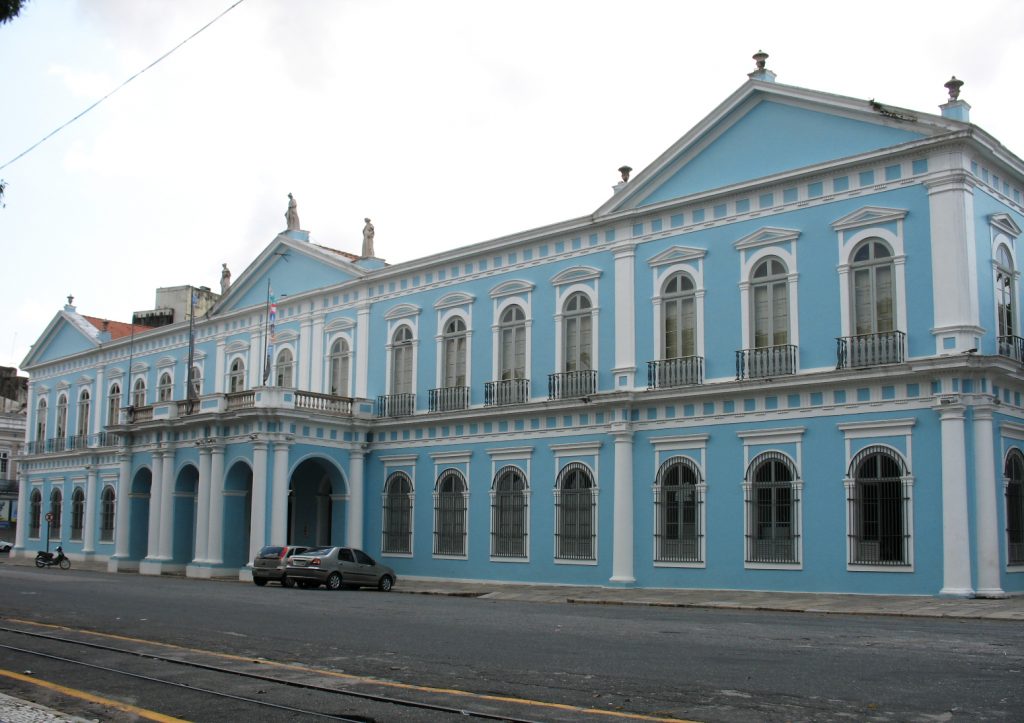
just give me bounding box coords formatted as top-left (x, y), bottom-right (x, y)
top-left (249, 440), bottom-right (268, 564)
top-left (14, 473), bottom-right (28, 552)
top-left (249, 331), bottom-right (262, 388)
top-left (972, 404), bottom-right (1004, 597)
top-left (937, 400), bottom-right (974, 596)
top-left (214, 338), bottom-right (226, 393)
top-left (206, 445), bottom-right (226, 565)
top-left (110, 452), bottom-right (132, 568)
top-left (141, 451), bottom-right (164, 574)
top-left (346, 449), bottom-right (365, 549)
top-left (610, 423), bottom-right (635, 584)
top-left (271, 441), bottom-right (290, 544)
top-left (157, 446), bottom-right (176, 560)
top-left (355, 303), bottom-right (371, 399)
top-left (612, 242), bottom-right (637, 387)
top-left (82, 466), bottom-right (98, 554)
top-left (191, 446), bottom-right (212, 567)
top-left (92, 366), bottom-right (105, 436)
top-left (299, 316), bottom-right (313, 390)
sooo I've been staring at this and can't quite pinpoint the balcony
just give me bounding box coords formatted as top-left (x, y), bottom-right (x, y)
top-left (836, 331), bottom-right (906, 369)
top-left (295, 390), bottom-right (353, 416)
top-left (225, 390), bottom-right (255, 411)
top-left (548, 370), bottom-right (597, 400)
top-left (376, 393), bottom-right (416, 418)
top-left (127, 404), bottom-right (153, 423)
top-left (429, 386), bottom-right (470, 412)
top-left (484, 379), bottom-right (530, 407)
top-left (998, 335), bottom-right (1024, 363)
top-left (26, 432), bottom-right (122, 455)
top-left (647, 356), bottom-right (704, 389)
top-left (736, 345), bottom-right (797, 380)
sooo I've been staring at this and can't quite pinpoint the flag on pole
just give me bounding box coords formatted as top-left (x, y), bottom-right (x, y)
top-left (186, 288), bottom-right (198, 403)
top-left (263, 290), bottom-right (277, 384)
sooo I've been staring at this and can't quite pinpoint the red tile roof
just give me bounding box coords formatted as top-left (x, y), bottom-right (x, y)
top-left (82, 315), bottom-right (152, 340)
top-left (311, 242), bottom-right (362, 263)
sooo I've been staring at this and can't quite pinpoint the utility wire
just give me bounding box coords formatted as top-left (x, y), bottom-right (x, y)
top-left (0, 0), bottom-right (247, 173)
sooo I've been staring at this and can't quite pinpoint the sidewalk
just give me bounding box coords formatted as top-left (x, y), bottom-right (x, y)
top-left (6, 554), bottom-right (1023, 620)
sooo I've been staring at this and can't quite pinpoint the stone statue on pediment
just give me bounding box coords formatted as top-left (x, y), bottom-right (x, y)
top-left (220, 263), bottom-right (231, 294)
top-left (362, 217), bottom-right (375, 258)
top-left (285, 193), bottom-right (300, 231)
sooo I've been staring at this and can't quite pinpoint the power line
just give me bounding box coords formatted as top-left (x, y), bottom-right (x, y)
top-left (0, 0), bottom-right (247, 173)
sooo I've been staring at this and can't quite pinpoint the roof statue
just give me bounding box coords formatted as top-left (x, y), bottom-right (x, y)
top-left (220, 263), bottom-right (231, 294)
top-left (362, 217), bottom-right (375, 258)
top-left (285, 193), bottom-right (300, 231)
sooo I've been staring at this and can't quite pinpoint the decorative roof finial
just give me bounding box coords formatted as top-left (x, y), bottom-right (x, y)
top-left (753, 50), bottom-right (768, 71)
top-left (67, 294), bottom-right (74, 306)
top-left (618, 165), bottom-right (632, 183)
top-left (944, 76), bottom-right (964, 101)
top-left (747, 50), bottom-right (776, 82)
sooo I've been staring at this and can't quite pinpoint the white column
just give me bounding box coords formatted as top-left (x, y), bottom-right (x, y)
top-left (112, 452), bottom-right (132, 560)
top-left (206, 445), bottom-right (226, 565)
top-left (310, 312), bottom-right (325, 393)
top-left (214, 339), bottom-right (226, 393)
top-left (192, 446), bottom-right (212, 564)
top-left (271, 441), bottom-right (290, 544)
top-left (610, 423), bottom-right (635, 584)
top-left (249, 440), bottom-right (268, 564)
top-left (298, 316), bottom-right (313, 390)
top-left (355, 303), bottom-right (371, 399)
top-left (92, 366), bottom-right (105, 436)
top-left (249, 331), bottom-right (263, 388)
top-left (612, 241), bottom-right (637, 387)
top-left (937, 400), bottom-right (973, 596)
top-left (144, 451), bottom-right (164, 563)
top-left (972, 404), bottom-right (1004, 597)
top-left (157, 446), bottom-right (176, 560)
top-left (82, 466), bottom-right (98, 554)
top-left (14, 473), bottom-right (28, 552)
top-left (346, 449), bottom-right (365, 549)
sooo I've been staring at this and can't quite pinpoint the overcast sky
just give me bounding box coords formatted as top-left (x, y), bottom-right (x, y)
top-left (2, 0), bottom-right (1021, 372)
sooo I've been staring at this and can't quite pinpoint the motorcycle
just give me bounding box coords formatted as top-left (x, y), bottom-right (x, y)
top-left (36, 546), bottom-right (70, 569)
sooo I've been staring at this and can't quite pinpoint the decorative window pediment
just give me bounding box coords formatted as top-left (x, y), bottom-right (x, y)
top-left (275, 329), bottom-right (298, 343)
top-left (551, 265), bottom-right (602, 286)
top-left (56, 380), bottom-right (71, 390)
top-left (831, 206), bottom-right (908, 231)
top-left (107, 368), bottom-right (125, 380)
top-left (384, 303), bottom-right (421, 321)
top-left (991, 213), bottom-right (1022, 239)
top-left (156, 356), bottom-right (176, 369)
top-left (130, 361), bottom-right (149, 374)
top-left (648, 245), bottom-right (707, 268)
top-left (733, 227), bottom-right (801, 251)
top-left (490, 279), bottom-right (534, 299)
top-left (75, 375), bottom-right (94, 386)
top-left (325, 317), bottom-right (355, 332)
top-left (434, 292), bottom-right (475, 310)
top-left (225, 339), bottom-right (250, 354)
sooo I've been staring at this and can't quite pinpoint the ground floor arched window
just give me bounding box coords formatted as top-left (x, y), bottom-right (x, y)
top-left (555, 462), bottom-right (595, 561)
top-left (434, 470), bottom-right (467, 556)
top-left (70, 488), bottom-right (85, 541)
top-left (49, 489), bottom-right (63, 540)
top-left (29, 489), bottom-right (42, 538)
top-left (1005, 449), bottom-right (1024, 565)
top-left (654, 456), bottom-right (702, 563)
top-left (846, 446), bottom-right (911, 566)
top-left (100, 486), bottom-right (116, 542)
top-left (491, 466), bottom-right (528, 558)
top-left (382, 472), bottom-right (412, 554)
top-left (745, 452), bottom-right (800, 564)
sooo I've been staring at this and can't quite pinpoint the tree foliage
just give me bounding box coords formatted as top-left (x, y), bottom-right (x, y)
top-left (1, 0), bottom-right (27, 25)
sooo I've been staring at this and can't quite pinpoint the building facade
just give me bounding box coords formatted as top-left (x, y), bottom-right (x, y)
top-left (1, 366), bottom-right (27, 539)
top-left (14, 58), bottom-right (1024, 596)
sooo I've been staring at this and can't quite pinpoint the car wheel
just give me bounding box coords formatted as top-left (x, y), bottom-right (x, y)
top-left (253, 577), bottom-right (267, 586)
top-left (282, 575), bottom-right (295, 588)
top-left (326, 572), bottom-right (342, 590)
top-left (378, 575), bottom-right (394, 592)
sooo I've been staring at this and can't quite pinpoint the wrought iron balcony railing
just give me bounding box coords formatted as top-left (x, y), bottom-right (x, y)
top-left (25, 432), bottom-right (121, 455)
top-left (998, 335), bottom-right (1024, 363)
top-left (484, 378), bottom-right (530, 406)
top-left (647, 356), bottom-right (704, 389)
top-left (376, 393), bottom-right (416, 418)
top-left (548, 370), bottom-right (597, 400)
top-left (429, 386), bottom-right (470, 412)
top-left (736, 345), bottom-right (798, 380)
top-left (836, 331), bottom-right (906, 369)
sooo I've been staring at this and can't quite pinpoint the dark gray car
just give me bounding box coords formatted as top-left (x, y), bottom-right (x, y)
top-left (285, 546), bottom-right (396, 591)
top-left (252, 545), bottom-right (309, 587)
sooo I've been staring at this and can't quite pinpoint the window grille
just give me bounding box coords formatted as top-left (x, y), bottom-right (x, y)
top-left (555, 462), bottom-right (595, 561)
top-left (847, 446), bottom-right (910, 566)
top-left (1005, 450), bottom-right (1024, 565)
top-left (0, 451), bottom-right (7, 477)
top-left (744, 451), bottom-right (799, 563)
top-left (654, 456), bottom-right (702, 563)
top-left (100, 487), bottom-right (116, 542)
top-left (70, 489), bottom-right (85, 541)
top-left (382, 472), bottom-right (412, 554)
top-left (491, 466), bottom-right (528, 558)
top-left (433, 470), bottom-right (467, 556)
top-left (29, 490), bottom-right (41, 538)
top-left (49, 489), bottom-right (63, 540)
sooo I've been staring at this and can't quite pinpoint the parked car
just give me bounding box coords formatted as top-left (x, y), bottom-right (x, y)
top-left (0, 541), bottom-right (11, 553)
top-left (285, 546), bottom-right (396, 591)
top-left (252, 545), bottom-right (309, 587)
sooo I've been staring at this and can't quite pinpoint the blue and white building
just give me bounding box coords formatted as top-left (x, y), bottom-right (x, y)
top-left (15, 55), bottom-right (1024, 597)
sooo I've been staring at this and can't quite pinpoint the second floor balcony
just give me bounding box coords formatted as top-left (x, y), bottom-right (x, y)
top-left (736, 345), bottom-right (798, 380)
top-left (548, 370), bottom-right (597, 400)
top-left (377, 393), bottom-right (416, 418)
top-left (26, 431), bottom-right (122, 455)
top-left (485, 378), bottom-right (530, 406)
top-left (998, 335), bottom-right (1024, 363)
top-left (648, 356), bottom-right (704, 389)
top-left (429, 386), bottom-right (470, 412)
top-left (836, 331), bottom-right (906, 369)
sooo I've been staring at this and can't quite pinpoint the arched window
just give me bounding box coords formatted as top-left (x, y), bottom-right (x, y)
top-left (76, 390), bottom-right (90, 438)
top-left (433, 470), bottom-right (467, 556)
top-left (662, 273), bottom-right (696, 360)
top-left (35, 398), bottom-right (47, 443)
top-left (491, 466), bottom-right (528, 558)
top-left (70, 488), bottom-right (85, 541)
top-left (655, 456), bottom-right (702, 563)
top-left (29, 489), bottom-right (42, 538)
top-left (1006, 449), bottom-right (1024, 565)
top-left (996, 244), bottom-right (1017, 358)
top-left (55, 394), bottom-right (68, 439)
top-left (851, 239), bottom-right (895, 336)
top-left (555, 462), bottom-right (595, 561)
top-left (390, 326), bottom-right (414, 395)
top-left (49, 488), bottom-right (63, 540)
top-left (132, 377), bottom-right (146, 408)
top-left (158, 372), bottom-right (173, 402)
top-left (107, 383), bottom-right (121, 426)
top-left (275, 348), bottom-right (294, 388)
top-left (442, 317), bottom-right (467, 388)
top-left (499, 305), bottom-right (526, 381)
top-left (100, 486), bottom-right (116, 542)
top-left (190, 366), bottom-right (202, 398)
top-left (848, 446), bottom-right (910, 566)
top-left (329, 338), bottom-right (350, 397)
top-left (228, 358), bottom-right (245, 393)
top-left (563, 292), bottom-right (593, 372)
top-left (382, 472), bottom-right (413, 554)
top-left (751, 257), bottom-right (789, 348)
top-left (745, 452), bottom-right (799, 564)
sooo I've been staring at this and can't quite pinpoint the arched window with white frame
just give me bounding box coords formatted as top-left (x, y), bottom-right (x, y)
top-left (1005, 449), bottom-right (1024, 565)
top-left (433, 469), bottom-right (467, 557)
top-left (654, 456), bottom-right (703, 563)
top-left (382, 472), bottom-right (413, 554)
top-left (157, 372), bottom-right (173, 402)
top-left (107, 383), bottom-right (121, 426)
top-left (839, 238), bottom-right (904, 367)
top-left (499, 304), bottom-right (526, 381)
top-left (70, 488), bottom-right (85, 541)
top-left (132, 378), bottom-right (146, 408)
top-left (29, 489), bottom-right (42, 538)
top-left (996, 244), bottom-right (1020, 360)
top-left (751, 257), bottom-right (789, 349)
top-left (744, 452), bottom-right (800, 564)
top-left (49, 488), bottom-right (63, 540)
top-left (328, 338), bottom-right (350, 397)
top-left (55, 393), bottom-right (68, 440)
top-left (555, 462), bottom-right (596, 561)
top-left (190, 366), bottom-right (202, 398)
top-left (652, 271), bottom-right (702, 388)
top-left (846, 445), bottom-right (911, 566)
top-left (390, 325), bottom-right (414, 395)
top-left (442, 317), bottom-right (467, 388)
top-left (76, 389), bottom-right (90, 438)
top-left (100, 485), bottom-right (116, 542)
top-left (35, 398), bottom-right (47, 443)
top-left (491, 466), bottom-right (528, 558)
top-left (563, 292), bottom-right (593, 373)
top-left (275, 348), bottom-right (294, 388)
top-left (228, 358), bottom-right (246, 393)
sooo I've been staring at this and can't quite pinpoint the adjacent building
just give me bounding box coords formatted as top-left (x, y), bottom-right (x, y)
top-left (15, 56), bottom-right (1024, 596)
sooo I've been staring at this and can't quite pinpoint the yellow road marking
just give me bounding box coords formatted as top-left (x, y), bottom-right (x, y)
top-left (0, 668), bottom-right (186, 722)
top-left (5, 617), bottom-right (697, 722)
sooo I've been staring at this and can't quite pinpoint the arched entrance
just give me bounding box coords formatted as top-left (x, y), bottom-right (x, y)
top-left (172, 464), bottom-right (198, 565)
top-left (289, 457), bottom-right (346, 547)
top-left (222, 461), bottom-right (252, 568)
top-left (128, 468), bottom-right (152, 561)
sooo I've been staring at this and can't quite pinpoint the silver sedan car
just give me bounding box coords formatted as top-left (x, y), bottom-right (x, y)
top-left (285, 546), bottom-right (396, 591)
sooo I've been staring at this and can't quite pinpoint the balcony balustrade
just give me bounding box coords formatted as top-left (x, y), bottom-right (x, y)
top-left (26, 432), bottom-right (122, 455)
top-left (376, 393), bottom-right (416, 418)
top-left (548, 370), bottom-right (597, 400)
top-left (225, 390), bottom-right (255, 411)
top-left (484, 379), bottom-right (530, 406)
top-left (647, 356), bottom-right (704, 389)
top-left (295, 390), bottom-right (353, 416)
top-left (998, 335), bottom-right (1024, 363)
top-left (429, 386), bottom-right (470, 412)
top-left (736, 345), bottom-right (798, 380)
top-left (836, 331), bottom-right (905, 369)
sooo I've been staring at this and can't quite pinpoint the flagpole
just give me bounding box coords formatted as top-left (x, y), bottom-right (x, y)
top-left (185, 286), bottom-right (197, 413)
top-left (125, 315), bottom-right (136, 423)
top-left (260, 279), bottom-right (271, 386)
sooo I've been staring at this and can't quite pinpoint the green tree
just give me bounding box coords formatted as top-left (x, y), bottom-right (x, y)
top-left (1, 0), bottom-right (27, 24)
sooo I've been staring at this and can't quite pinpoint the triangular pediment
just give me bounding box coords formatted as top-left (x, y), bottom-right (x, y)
top-left (991, 213), bottom-right (1022, 238)
top-left (733, 227), bottom-right (801, 251)
top-left (597, 80), bottom-right (960, 216)
top-left (20, 310), bottom-right (101, 369)
top-left (648, 245), bottom-right (707, 268)
top-left (550, 266), bottom-right (602, 286)
top-left (831, 206), bottom-right (908, 231)
top-left (213, 234), bottom-right (366, 315)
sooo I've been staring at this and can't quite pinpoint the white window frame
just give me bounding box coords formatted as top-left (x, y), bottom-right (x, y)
top-left (657, 269), bottom-right (702, 361)
top-left (652, 454), bottom-right (706, 567)
top-left (737, 427), bottom-right (804, 569)
top-left (227, 356), bottom-right (246, 393)
top-left (432, 468), bottom-right (469, 559)
top-left (380, 471), bottom-right (414, 557)
top-left (274, 345), bottom-right (295, 388)
top-left (75, 388), bottom-right (91, 437)
top-left (157, 371), bottom-right (174, 402)
top-left (437, 313), bottom-right (470, 389)
top-left (106, 382), bottom-right (122, 426)
top-left (490, 465), bottom-right (529, 560)
top-left (326, 334), bottom-right (352, 397)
